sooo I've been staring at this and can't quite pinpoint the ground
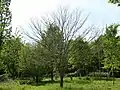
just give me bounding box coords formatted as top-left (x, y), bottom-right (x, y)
top-left (0, 77), bottom-right (120, 90)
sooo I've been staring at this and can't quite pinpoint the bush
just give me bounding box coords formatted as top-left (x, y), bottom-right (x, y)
top-left (83, 77), bottom-right (91, 80)
top-left (92, 77), bottom-right (114, 81)
top-left (88, 72), bottom-right (110, 77)
top-left (67, 72), bottom-right (79, 77)
top-left (0, 74), bottom-right (8, 81)
top-left (19, 80), bottom-right (32, 85)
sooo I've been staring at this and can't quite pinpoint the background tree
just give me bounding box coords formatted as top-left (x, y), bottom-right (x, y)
top-left (102, 24), bottom-right (120, 84)
top-left (41, 23), bottom-right (63, 81)
top-left (91, 36), bottom-right (105, 70)
top-left (108, 0), bottom-right (120, 6)
top-left (69, 37), bottom-right (91, 76)
top-left (0, 0), bottom-right (12, 47)
top-left (108, 0), bottom-right (120, 4)
top-left (1, 35), bottom-right (22, 79)
top-left (0, 0), bottom-right (12, 75)
top-left (21, 42), bottom-right (47, 83)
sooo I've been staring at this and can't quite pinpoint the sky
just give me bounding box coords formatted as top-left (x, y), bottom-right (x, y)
top-left (10, 0), bottom-right (120, 41)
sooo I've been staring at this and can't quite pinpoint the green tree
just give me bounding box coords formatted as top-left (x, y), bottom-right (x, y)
top-left (0, 0), bottom-right (12, 74)
top-left (21, 43), bottom-right (47, 83)
top-left (102, 24), bottom-right (120, 84)
top-left (69, 37), bottom-right (91, 76)
top-left (1, 35), bottom-right (22, 79)
top-left (41, 24), bottom-right (63, 81)
top-left (108, 0), bottom-right (120, 4)
top-left (108, 0), bottom-right (120, 6)
top-left (0, 0), bottom-right (12, 47)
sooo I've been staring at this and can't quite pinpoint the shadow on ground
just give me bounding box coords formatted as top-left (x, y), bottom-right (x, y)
top-left (19, 80), bottom-right (60, 86)
top-left (19, 79), bottom-right (92, 86)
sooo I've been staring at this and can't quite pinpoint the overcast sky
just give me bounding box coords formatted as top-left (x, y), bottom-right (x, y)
top-left (10, 0), bottom-right (120, 41)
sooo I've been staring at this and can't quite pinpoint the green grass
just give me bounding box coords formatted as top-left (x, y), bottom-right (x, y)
top-left (0, 77), bottom-right (120, 90)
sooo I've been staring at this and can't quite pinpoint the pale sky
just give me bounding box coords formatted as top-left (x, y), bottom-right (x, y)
top-left (10, 0), bottom-right (120, 41)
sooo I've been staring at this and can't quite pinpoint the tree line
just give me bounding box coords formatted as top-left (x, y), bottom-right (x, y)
top-left (0, 0), bottom-right (120, 88)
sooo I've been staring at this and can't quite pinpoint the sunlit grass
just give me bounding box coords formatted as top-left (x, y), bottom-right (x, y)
top-left (0, 77), bottom-right (120, 90)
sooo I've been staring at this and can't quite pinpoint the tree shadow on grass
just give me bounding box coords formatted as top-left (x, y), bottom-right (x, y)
top-left (22, 80), bottom-right (60, 86)
top-left (64, 79), bottom-right (92, 84)
top-left (19, 78), bottom-right (92, 86)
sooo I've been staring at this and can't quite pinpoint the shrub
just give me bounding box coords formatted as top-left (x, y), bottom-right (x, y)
top-left (92, 77), bottom-right (114, 81)
top-left (67, 72), bottom-right (78, 77)
top-left (84, 77), bottom-right (91, 80)
top-left (88, 72), bottom-right (110, 77)
top-left (0, 74), bottom-right (8, 81)
top-left (19, 80), bottom-right (31, 85)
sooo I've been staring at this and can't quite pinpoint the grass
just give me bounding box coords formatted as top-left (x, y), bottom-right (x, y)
top-left (0, 77), bottom-right (120, 90)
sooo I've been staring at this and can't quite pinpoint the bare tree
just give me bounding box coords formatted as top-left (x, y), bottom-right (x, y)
top-left (25, 7), bottom-right (101, 87)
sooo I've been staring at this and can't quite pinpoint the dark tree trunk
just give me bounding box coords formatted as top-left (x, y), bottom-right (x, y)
top-left (60, 71), bottom-right (64, 88)
top-left (51, 71), bottom-right (54, 81)
top-left (70, 76), bottom-right (73, 80)
top-left (112, 69), bottom-right (115, 85)
top-left (33, 76), bottom-right (35, 81)
top-left (36, 75), bottom-right (39, 83)
top-left (12, 75), bottom-right (16, 80)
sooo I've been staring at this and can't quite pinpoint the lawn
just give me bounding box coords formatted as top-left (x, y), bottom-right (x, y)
top-left (0, 77), bottom-right (120, 90)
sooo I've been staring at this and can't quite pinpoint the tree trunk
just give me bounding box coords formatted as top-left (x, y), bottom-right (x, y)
top-left (70, 76), bottom-right (73, 80)
top-left (51, 71), bottom-right (54, 81)
top-left (33, 76), bottom-right (35, 81)
top-left (36, 75), bottom-right (39, 83)
top-left (112, 69), bottom-right (115, 85)
top-left (12, 75), bottom-right (16, 80)
top-left (60, 71), bottom-right (64, 88)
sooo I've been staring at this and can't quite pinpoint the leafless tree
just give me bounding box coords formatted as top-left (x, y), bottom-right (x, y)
top-left (25, 7), bottom-right (102, 87)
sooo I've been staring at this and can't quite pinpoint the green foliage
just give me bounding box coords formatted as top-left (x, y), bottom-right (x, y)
top-left (102, 24), bottom-right (120, 71)
top-left (108, 0), bottom-right (120, 6)
top-left (69, 37), bottom-right (94, 76)
top-left (26, 22), bottom-right (65, 82)
top-left (1, 36), bottom-right (22, 78)
top-left (41, 23), bottom-right (63, 77)
top-left (21, 43), bottom-right (47, 82)
top-left (108, 0), bottom-right (120, 4)
top-left (0, 0), bottom-right (12, 47)
top-left (69, 37), bottom-right (90, 65)
top-left (1, 2), bottom-right (120, 88)
top-left (0, 74), bottom-right (8, 81)
top-left (0, 0), bottom-right (12, 76)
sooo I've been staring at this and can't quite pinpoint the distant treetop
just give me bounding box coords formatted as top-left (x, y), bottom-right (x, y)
top-left (108, 0), bottom-right (120, 6)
